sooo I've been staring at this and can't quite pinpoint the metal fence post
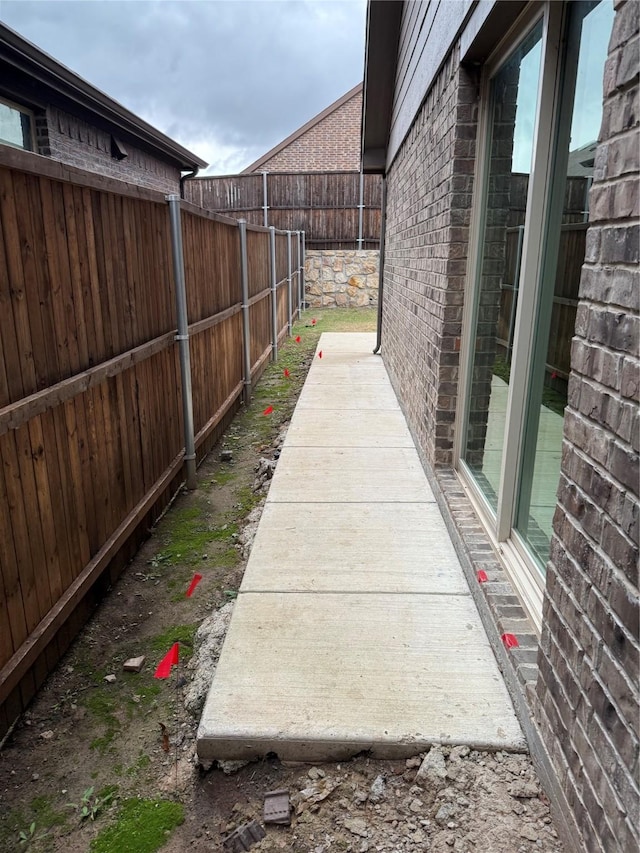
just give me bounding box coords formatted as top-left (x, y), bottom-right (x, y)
top-left (269, 225), bottom-right (278, 361)
top-left (301, 231), bottom-right (306, 312)
top-left (262, 171), bottom-right (268, 227)
top-left (296, 231), bottom-right (303, 316)
top-left (166, 194), bottom-right (197, 490)
top-left (238, 219), bottom-right (252, 403)
top-left (357, 170), bottom-right (364, 250)
top-left (286, 230), bottom-right (293, 335)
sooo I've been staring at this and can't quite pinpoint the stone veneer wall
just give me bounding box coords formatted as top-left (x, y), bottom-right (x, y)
top-left (305, 250), bottom-right (379, 308)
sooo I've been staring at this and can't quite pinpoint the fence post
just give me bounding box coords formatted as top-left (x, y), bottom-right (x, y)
top-left (269, 226), bottom-right (278, 361)
top-left (357, 170), bottom-right (364, 250)
top-left (166, 194), bottom-right (197, 490)
top-left (296, 231), bottom-right (303, 316)
top-left (286, 230), bottom-right (293, 335)
top-left (301, 231), bottom-right (306, 312)
top-left (262, 171), bottom-right (268, 227)
top-left (238, 219), bottom-right (252, 403)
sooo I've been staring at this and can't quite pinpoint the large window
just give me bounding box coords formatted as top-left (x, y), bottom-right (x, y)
top-left (0, 97), bottom-right (35, 151)
top-left (458, 1), bottom-right (614, 625)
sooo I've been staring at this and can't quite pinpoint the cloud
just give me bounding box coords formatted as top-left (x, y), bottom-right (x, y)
top-left (1, 0), bottom-right (367, 172)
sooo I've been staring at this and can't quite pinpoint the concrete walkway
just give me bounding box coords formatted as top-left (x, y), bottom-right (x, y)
top-left (197, 333), bottom-right (525, 764)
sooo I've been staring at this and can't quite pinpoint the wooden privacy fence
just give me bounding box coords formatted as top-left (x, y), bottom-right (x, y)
top-left (0, 147), bottom-right (304, 735)
top-left (185, 171), bottom-right (383, 250)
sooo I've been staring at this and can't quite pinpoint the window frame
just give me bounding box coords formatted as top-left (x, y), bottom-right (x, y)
top-left (0, 95), bottom-right (36, 153)
top-left (454, 1), bottom-right (569, 631)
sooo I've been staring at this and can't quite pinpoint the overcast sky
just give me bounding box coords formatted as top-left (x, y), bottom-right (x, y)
top-left (1, 0), bottom-right (367, 174)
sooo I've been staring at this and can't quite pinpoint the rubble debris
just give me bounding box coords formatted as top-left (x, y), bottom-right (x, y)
top-left (103, 674), bottom-right (116, 683)
top-left (123, 656), bottom-right (145, 672)
top-left (222, 820), bottom-right (266, 851)
top-left (220, 449), bottom-right (234, 462)
top-left (264, 788), bottom-right (291, 825)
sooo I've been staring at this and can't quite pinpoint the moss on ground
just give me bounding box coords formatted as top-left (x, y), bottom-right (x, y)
top-left (89, 798), bottom-right (184, 853)
top-left (155, 504), bottom-right (215, 566)
top-left (149, 625), bottom-right (197, 660)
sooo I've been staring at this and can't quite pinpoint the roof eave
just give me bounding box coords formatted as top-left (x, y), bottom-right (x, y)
top-left (0, 23), bottom-right (207, 171)
top-left (361, 0), bottom-right (403, 175)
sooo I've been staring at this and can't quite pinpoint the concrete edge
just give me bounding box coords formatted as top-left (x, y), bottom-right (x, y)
top-left (195, 732), bottom-right (528, 764)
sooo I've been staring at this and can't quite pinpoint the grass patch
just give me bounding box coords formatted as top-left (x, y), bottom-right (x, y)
top-left (90, 798), bottom-right (184, 853)
top-left (210, 470), bottom-right (236, 486)
top-left (235, 486), bottom-right (262, 516)
top-left (210, 522), bottom-right (238, 541)
top-left (155, 504), bottom-right (215, 566)
top-left (150, 625), bottom-right (196, 660)
top-left (305, 307), bottom-right (377, 332)
top-left (30, 796), bottom-right (66, 829)
top-left (126, 753), bottom-right (151, 777)
top-left (83, 690), bottom-right (121, 755)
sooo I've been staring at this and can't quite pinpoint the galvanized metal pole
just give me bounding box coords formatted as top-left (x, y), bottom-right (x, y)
top-left (373, 176), bottom-right (387, 355)
top-left (301, 230), bottom-right (306, 313)
top-left (166, 194), bottom-right (197, 490)
top-left (262, 171), bottom-right (268, 227)
top-left (238, 219), bottom-right (252, 403)
top-left (296, 231), bottom-right (303, 315)
top-left (269, 226), bottom-right (278, 361)
top-left (357, 170), bottom-right (364, 250)
top-left (286, 230), bottom-right (293, 335)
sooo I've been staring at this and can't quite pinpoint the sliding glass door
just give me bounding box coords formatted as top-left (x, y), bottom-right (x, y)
top-left (458, 1), bottom-right (614, 622)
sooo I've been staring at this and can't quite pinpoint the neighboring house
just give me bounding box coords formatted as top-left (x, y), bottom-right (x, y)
top-left (241, 83), bottom-right (362, 173)
top-left (362, 2), bottom-right (638, 852)
top-left (0, 23), bottom-right (206, 193)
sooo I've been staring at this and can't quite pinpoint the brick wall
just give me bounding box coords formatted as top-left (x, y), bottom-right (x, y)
top-left (382, 48), bottom-right (477, 466)
top-left (534, 2), bottom-right (640, 851)
top-left (256, 89), bottom-right (362, 172)
top-left (42, 106), bottom-right (181, 193)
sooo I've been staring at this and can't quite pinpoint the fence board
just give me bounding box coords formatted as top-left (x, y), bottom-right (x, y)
top-left (0, 151), bottom-right (299, 733)
top-left (185, 171), bottom-right (382, 250)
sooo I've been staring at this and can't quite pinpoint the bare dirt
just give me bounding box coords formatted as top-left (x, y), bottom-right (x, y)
top-left (0, 310), bottom-right (564, 853)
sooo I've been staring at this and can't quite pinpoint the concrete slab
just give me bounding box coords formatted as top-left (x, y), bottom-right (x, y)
top-left (312, 332), bottom-right (377, 352)
top-left (240, 503), bottom-right (469, 594)
top-left (286, 409), bottom-right (414, 448)
top-left (267, 447), bottom-right (435, 504)
top-left (196, 592), bottom-right (526, 763)
top-left (303, 365), bottom-right (387, 385)
top-left (197, 332), bottom-right (525, 765)
top-left (296, 381), bottom-right (400, 410)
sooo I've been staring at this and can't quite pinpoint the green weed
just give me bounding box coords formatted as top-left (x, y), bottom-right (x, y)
top-left (68, 785), bottom-right (118, 823)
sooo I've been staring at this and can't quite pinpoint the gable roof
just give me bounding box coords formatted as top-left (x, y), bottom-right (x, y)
top-left (0, 23), bottom-right (207, 171)
top-left (241, 82), bottom-right (363, 174)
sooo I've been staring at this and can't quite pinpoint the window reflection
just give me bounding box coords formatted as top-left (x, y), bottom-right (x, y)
top-left (463, 24), bottom-right (543, 510)
top-left (516, 0), bottom-right (613, 567)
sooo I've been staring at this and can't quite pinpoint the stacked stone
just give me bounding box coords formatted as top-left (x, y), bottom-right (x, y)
top-left (304, 250), bottom-right (379, 308)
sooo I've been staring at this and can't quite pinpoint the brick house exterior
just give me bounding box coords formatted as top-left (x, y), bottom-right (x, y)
top-left (241, 83), bottom-right (362, 173)
top-left (1, 24), bottom-right (205, 193)
top-left (363, 2), bottom-right (638, 852)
